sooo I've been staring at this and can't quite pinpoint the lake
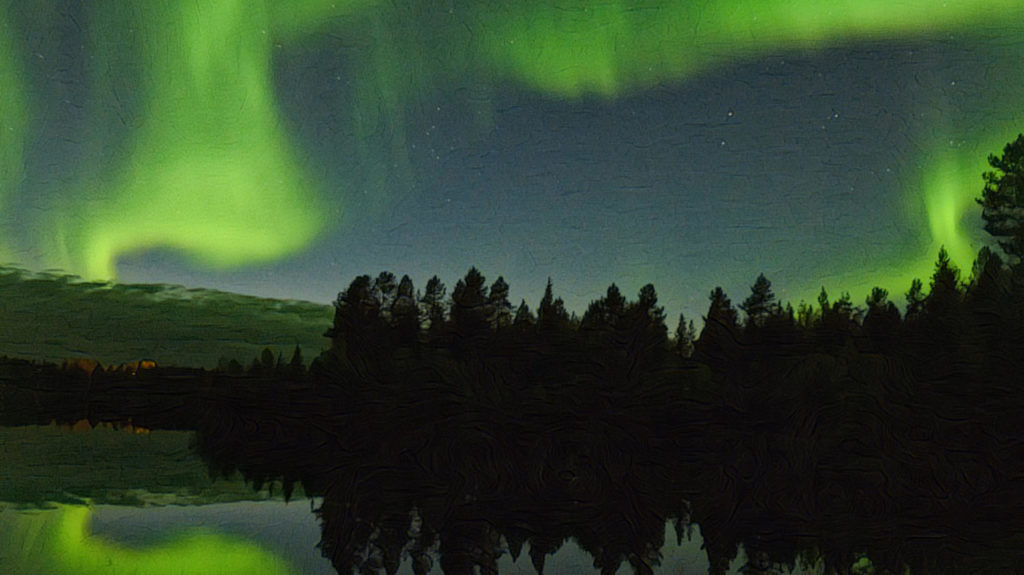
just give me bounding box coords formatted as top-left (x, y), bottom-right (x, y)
top-left (0, 423), bottom-right (824, 574)
top-left (1, 500), bottom-right (823, 575)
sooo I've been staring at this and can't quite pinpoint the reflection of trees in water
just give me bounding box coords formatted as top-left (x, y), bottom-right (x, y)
top-left (192, 336), bottom-right (1024, 575)
top-left (11, 258), bottom-right (1010, 575)
top-left (194, 343), bottom-right (701, 575)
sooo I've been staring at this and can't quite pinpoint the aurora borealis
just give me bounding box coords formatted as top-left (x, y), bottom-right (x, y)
top-left (4, 1), bottom-right (1024, 319)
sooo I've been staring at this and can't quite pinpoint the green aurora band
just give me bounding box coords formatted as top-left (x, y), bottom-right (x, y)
top-left (0, 504), bottom-right (295, 575)
top-left (45, 1), bottom-right (331, 280)
top-left (6, 0), bottom-right (1024, 298)
top-left (0, 0), bottom-right (27, 263)
top-left (475, 0), bottom-right (1024, 98)
top-left (464, 0), bottom-right (1024, 300)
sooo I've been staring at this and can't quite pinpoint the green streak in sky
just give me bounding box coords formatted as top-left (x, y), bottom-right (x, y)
top-left (919, 128), bottom-right (1023, 270)
top-left (921, 151), bottom-right (984, 270)
top-left (47, 1), bottom-right (327, 280)
top-left (328, 0), bottom-right (1023, 290)
top-left (790, 129), bottom-right (1017, 310)
top-left (1, 504), bottom-right (294, 575)
top-left (789, 134), bottom-right (1003, 310)
top-left (17, 0), bottom-right (1024, 290)
top-left (465, 0), bottom-right (1024, 287)
top-left (475, 0), bottom-right (1024, 98)
top-left (0, 0), bottom-right (27, 262)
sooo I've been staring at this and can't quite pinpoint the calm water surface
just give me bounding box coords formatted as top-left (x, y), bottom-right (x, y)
top-left (2, 500), bottom-right (822, 574)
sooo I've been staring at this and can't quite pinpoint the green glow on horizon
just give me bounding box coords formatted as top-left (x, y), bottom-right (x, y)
top-left (1, 504), bottom-right (295, 575)
top-left (921, 152), bottom-right (983, 270)
top-left (45, 1), bottom-right (328, 280)
top-left (0, 0), bottom-right (27, 261)
top-left (920, 129), bottom-right (1024, 267)
top-left (788, 131), bottom-right (1006, 311)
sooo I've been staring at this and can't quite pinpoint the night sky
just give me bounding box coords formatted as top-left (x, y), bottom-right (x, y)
top-left (3, 1), bottom-right (1024, 324)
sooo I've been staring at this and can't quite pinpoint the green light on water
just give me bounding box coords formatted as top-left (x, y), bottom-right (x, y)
top-left (2, 504), bottom-right (295, 575)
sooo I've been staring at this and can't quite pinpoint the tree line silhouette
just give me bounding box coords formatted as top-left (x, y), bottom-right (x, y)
top-left (195, 132), bottom-right (1024, 575)
top-left (3, 135), bottom-right (1024, 575)
top-left (181, 236), bottom-right (1024, 575)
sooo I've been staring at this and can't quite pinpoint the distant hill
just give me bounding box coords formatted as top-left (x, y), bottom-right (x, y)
top-left (0, 267), bottom-right (333, 368)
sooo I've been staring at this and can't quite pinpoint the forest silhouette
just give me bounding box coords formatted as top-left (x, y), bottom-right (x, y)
top-left (3, 135), bottom-right (1024, 575)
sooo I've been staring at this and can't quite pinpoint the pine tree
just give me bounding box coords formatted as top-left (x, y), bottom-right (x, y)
top-left (977, 134), bottom-right (1024, 263)
top-left (904, 278), bottom-right (926, 322)
top-left (926, 246), bottom-right (963, 315)
top-left (673, 313), bottom-right (697, 358)
top-left (629, 283), bottom-right (668, 347)
top-left (832, 291), bottom-right (855, 322)
top-left (328, 275), bottom-right (378, 341)
top-left (372, 271), bottom-right (397, 318)
top-left (864, 287), bottom-right (901, 352)
top-left (328, 274), bottom-right (386, 359)
top-left (817, 287), bottom-right (830, 322)
top-left (392, 275), bottom-right (420, 346)
top-left (707, 287), bottom-right (737, 328)
top-left (740, 273), bottom-right (777, 329)
top-left (581, 284), bottom-right (626, 332)
top-left (420, 275), bottom-right (447, 333)
top-left (451, 268), bottom-right (489, 331)
top-left (513, 299), bottom-right (534, 327)
top-left (488, 276), bottom-right (513, 329)
top-left (537, 278), bottom-right (569, 332)
top-left (795, 301), bottom-right (816, 331)
top-left (695, 287), bottom-right (740, 364)
top-left (815, 287), bottom-right (857, 351)
top-left (967, 246), bottom-right (1010, 309)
